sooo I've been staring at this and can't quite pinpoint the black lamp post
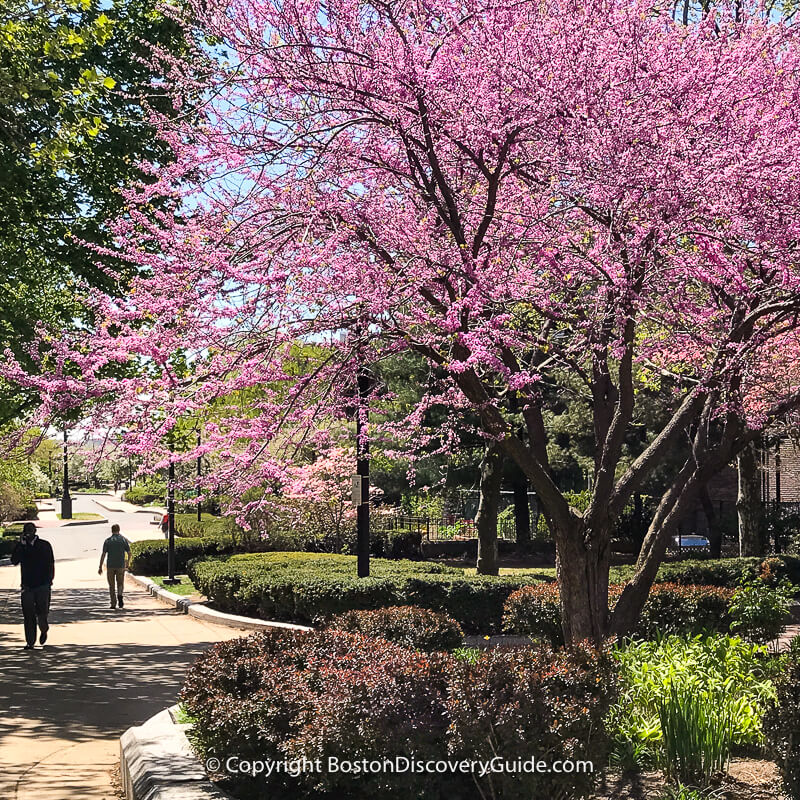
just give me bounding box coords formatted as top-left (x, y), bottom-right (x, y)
top-left (356, 361), bottom-right (370, 578)
top-left (164, 455), bottom-right (178, 584)
top-left (61, 429), bottom-right (72, 519)
top-left (197, 431), bottom-right (202, 522)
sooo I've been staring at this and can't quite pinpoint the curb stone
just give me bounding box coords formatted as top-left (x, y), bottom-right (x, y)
top-left (127, 572), bottom-right (312, 632)
top-left (60, 516), bottom-right (110, 527)
top-left (93, 498), bottom-right (164, 516)
top-left (120, 705), bottom-right (232, 800)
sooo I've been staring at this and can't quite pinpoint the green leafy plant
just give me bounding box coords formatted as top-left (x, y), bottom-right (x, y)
top-left (129, 535), bottom-right (236, 574)
top-left (658, 683), bottom-right (734, 785)
top-left (609, 635), bottom-right (778, 771)
top-left (764, 637), bottom-right (800, 799)
top-left (189, 552), bottom-right (540, 633)
top-left (452, 646), bottom-right (481, 664)
top-left (658, 785), bottom-right (722, 800)
top-left (728, 577), bottom-right (793, 644)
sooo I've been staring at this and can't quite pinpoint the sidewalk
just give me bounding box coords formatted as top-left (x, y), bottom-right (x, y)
top-left (0, 558), bottom-right (242, 800)
top-left (92, 497), bottom-right (166, 516)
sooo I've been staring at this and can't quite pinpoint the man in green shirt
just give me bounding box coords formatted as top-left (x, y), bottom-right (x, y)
top-left (98, 524), bottom-right (131, 610)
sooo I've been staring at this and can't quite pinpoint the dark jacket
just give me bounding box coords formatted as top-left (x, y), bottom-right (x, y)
top-left (11, 538), bottom-right (55, 589)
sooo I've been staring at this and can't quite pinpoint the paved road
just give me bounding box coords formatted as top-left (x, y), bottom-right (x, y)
top-left (32, 494), bottom-right (163, 561)
top-left (0, 501), bottom-right (240, 800)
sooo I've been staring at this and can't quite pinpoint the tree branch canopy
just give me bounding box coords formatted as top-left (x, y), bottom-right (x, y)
top-left (7, 0), bottom-right (800, 641)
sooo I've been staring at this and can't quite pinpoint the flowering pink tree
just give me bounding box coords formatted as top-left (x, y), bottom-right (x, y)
top-left (278, 445), bottom-right (381, 550)
top-left (9, 0), bottom-right (800, 642)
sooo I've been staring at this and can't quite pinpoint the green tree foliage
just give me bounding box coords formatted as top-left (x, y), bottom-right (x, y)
top-left (0, 0), bottom-right (193, 419)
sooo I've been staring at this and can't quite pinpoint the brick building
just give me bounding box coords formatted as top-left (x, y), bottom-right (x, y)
top-left (762, 439), bottom-right (800, 504)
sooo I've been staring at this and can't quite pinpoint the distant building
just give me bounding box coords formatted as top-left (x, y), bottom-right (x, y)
top-left (761, 438), bottom-right (800, 504)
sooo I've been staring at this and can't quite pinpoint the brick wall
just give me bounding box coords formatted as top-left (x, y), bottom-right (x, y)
top-left (763, 439), bottom-right (800, 503)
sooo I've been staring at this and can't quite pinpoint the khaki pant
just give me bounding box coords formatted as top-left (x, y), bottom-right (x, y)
top-left (106, 567), bottom-right (125, 607)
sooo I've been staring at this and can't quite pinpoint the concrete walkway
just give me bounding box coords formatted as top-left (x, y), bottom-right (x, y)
top-left (92, 497), bottom-right (166, 516)
top-left (0, 557), bottom-right (242, 800)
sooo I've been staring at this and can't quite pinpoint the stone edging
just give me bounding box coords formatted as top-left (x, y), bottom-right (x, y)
top-left (60, 516), bottom-right (110, 527)
top-left (128, 572), bottom-right (312, 632)
top-left (92, 498), bottom-right (164, 516)
top-left (120, 704), bottom-right (231, 800)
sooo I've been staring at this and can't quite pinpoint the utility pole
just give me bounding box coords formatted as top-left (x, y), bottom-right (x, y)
top-left (61, 429), bottom-right (72, 519)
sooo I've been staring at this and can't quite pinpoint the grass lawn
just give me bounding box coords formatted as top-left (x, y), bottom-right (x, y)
top-left (151, 575), bottom-right (198, 595)
top-left (460, 564), bottom-right (635, 582)
top-left (57, 512), bottom-right (104, 520)
top-left (461, 565), bottom-right (557, 580)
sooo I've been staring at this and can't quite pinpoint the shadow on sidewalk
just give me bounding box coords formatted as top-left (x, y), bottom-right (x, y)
top-left (0, 639), bottom-right (216, 749)
top-left (0, 586), bottom-right (228, 751)
top-left (1, 586), bottom-right (179, 625)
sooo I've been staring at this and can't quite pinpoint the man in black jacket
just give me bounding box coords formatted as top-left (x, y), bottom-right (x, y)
top-left (11, 522), bottom-right (55, 650)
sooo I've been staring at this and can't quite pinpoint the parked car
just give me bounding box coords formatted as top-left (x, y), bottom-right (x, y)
top-left (671, 533), bottom-right (710, 549)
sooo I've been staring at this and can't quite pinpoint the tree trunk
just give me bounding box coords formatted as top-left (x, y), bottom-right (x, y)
top-left (610, 460), bottom-right (700, 637)
top-left (700, 486), bottom-right (722, 559)
top-left (476, 441), bottom-right (503, 575)
top-left (737, 441), bottom-right (763, 556)
top-left (555, 518), bottom-right (611, 643)
top-left (512, 469), bottom-right (531, 547)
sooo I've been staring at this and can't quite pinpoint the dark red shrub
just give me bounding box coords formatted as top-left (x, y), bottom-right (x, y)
top-left (447, 642), bottom-right (617, 800)
top-left (327, 605), bottom-right (464, 651)
top-left (503, 582), bottom-right (732, 645)
top-left (181, 629), bottom-right (457, 799)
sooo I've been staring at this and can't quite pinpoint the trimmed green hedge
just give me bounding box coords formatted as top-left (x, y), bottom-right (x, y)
top-left (174, 514), bottom-right (234, 538)
top-left (614, 555), bottom-right (800, 588)
top-left (188, 552), bottom-right (545, 633)
top-left (129, 535), bottom-right (236, 574)
top-left (122, 485), bottom-right (164, 506)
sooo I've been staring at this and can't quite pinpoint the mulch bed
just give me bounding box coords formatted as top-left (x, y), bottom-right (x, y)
top-left (592, 759), bottom-right (783, 799)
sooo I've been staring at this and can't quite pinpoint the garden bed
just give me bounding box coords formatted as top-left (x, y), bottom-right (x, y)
top-left (179, 624), bottom-right (799, 800)
top-left (592, 759), bottom-right (781, 800)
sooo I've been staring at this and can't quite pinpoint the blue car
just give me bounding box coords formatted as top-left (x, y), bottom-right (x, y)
top-left (672, 534), bottom-right (710, 549)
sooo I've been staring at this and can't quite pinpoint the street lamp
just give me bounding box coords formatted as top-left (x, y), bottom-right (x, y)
top-left (61, 429), bottom-right (72, 519)
top-left (197, 431), bottom-right (202, 522)
top-left (164, 454), bottom-right (178, 584)
top-left (355, 353), bottom-right (371, 578)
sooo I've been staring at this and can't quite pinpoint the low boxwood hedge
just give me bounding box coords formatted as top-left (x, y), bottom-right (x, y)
top-left (614, 555), bottom-right (800, 588)
top-left (122, 485), bottom-right (164, 506)
top-left (188, 552), bottom-right (544, 633)
top-left (129, 535), bottom-right (236, 575)
top-left (503, 582), bottom-right (750, 646)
